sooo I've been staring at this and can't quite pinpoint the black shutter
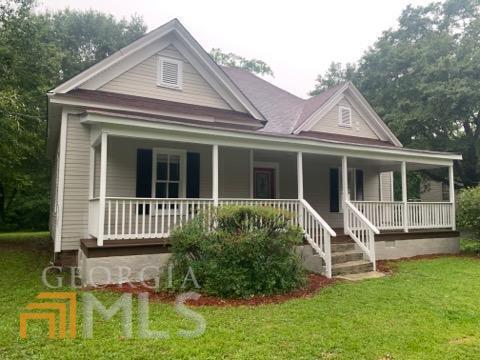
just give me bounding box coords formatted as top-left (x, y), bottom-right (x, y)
top-left (136, 149), bottom-right (152, 214)
top-left (356, 169), bottom-right (364, 201)
top-left (186, 152), bottom-right (200, 198)
top-left (330, 168), bottom-right (339, 212)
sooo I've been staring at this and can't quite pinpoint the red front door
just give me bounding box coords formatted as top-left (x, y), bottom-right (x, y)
top-left (254, 168), bottom-right (275, 199)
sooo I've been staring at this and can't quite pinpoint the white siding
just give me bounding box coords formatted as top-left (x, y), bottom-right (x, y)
top-left (94, 138), bottom-right (213, 198)
top-left (100, 45), bottom-right (234, 110)
top-left (421, 180), bottom-right (445, 202)
top-left (219, 147), bottom-right (250, 198)
top-left (310, 97), bottom-right (379, 139)
top-left (49, 145), bottom-right (59, 240)
top-left (61, 115), bottom-right (90, 250)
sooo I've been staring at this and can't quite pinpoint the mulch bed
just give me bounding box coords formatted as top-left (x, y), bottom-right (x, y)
top-left (99, 273), bottom-right (336, 307)
top-left (96, 254), bottom-right (480, 307)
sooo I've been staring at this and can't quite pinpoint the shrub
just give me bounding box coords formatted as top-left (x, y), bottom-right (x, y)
top-left (458, 186), bottom-right (480, 239)
top-left (167, 205), bottom-right (306, 298)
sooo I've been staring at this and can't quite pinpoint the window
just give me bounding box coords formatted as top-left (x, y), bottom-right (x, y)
top-left (152, 149), bottom-right (186, 198)
top-left (336, 168), bottom-right (364, 212)
top-left (338, 106), bottom-right (352, 127)
top-left (442, 182), bottom-right (449, 201)
top-left (157, 57), bottom-right (183, 89)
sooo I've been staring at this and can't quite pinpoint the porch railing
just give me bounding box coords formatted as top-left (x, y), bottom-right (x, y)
top-left (90, 197), bottom-right (336, 277)
top-left (299, 199), bottom-right (336, 277)
top-left (218, 198), bottom-right (300, 226)
top-left (350, 201), bottom-right (454, 231)
top-left (101, 197), bottom-right (215, 240)
top-left (350, 201), bottom-right (404, 230)
top-left (345, 200), bottom-right (379, 269)
top-left (407, 202), bottom-right (453, 229)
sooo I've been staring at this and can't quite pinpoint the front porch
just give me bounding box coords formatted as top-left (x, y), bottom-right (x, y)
top-left (84, 129), bottom-right (458, 278)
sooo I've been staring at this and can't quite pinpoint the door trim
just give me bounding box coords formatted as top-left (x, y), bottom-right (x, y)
top-left (253, 161), bottom-right (280, 198)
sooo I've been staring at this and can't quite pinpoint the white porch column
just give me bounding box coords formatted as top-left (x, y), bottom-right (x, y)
top-left (249, 149), bottom-right (254, 198)
top-left (297, 152), bottom-right (304, 199)
top-left (342, 156), bottom-right (349, 230)
top-left (449, 163), bottom-right (456, 230)
top-left (97, 132), bottom-right (108, 246)
top-left (212, 144), bottom-right (219, 206)
top-left (401, 161), bottom-right (408, 232)
top-left (89, 146), bottom-right (95, 198)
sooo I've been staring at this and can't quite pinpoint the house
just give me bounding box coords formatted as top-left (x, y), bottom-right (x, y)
top-left (47, 19), bottom-right (461, 284)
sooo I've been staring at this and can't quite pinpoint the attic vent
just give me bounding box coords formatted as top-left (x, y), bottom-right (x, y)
top-left (338, 106), bottom-right (352, 127)
top-left (157, 57), bottom-right (183, 89)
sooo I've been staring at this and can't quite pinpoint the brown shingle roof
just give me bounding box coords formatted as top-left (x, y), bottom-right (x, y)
top-left (62, 89), bottom-right (264, 127)
top-left (221, 66), bottom-right (305, 133)
top-left (221, 67), bottom-right (347, 135)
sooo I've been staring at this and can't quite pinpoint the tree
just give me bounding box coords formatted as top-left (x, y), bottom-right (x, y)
top-left (0, 0), bottom-right (147, 230)
top-left (311, 0), bottom-right (480, 187)
top-left (309, 62), bottom-right (356, 95)
top-left (210, 48), bottom-right (274, 76)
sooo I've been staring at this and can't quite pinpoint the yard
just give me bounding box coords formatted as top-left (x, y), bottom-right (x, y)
top-left (1, 233), bottom-right (480, 359)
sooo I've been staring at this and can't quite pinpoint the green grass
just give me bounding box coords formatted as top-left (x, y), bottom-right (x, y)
top-left (0, 231), bottom-right (50, 241)
top-left (1, 233), bottom-right (480, 359)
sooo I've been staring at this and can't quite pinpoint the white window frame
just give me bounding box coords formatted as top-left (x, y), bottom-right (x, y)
top-left (151, 148), bottom-right (187, 199)
top-left (157, 57), bottom-right (183, 90)
top-left (338, 106), bottom-right (352, 128)
top-left (441, 182), bottom-right (449, 201)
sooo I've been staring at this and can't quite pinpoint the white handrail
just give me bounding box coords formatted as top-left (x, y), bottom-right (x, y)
top-left (345, 200), bottom-right (378, 269)
top-left (300, 199), bottom-right (337, 237)
top-left (346, 201), bottom-right (379, 234)
top-left (299, 199), bottom-right (335, 278)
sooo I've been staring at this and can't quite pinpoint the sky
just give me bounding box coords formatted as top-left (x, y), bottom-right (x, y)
top-left (39, 0), bottom-right (432, 98)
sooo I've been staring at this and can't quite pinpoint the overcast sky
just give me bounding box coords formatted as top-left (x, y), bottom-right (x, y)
top-left (40, 0), bottom-right (432, 98)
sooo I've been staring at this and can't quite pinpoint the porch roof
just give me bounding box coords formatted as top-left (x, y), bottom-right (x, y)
top-left (81, 109), bottom-right (462, 167)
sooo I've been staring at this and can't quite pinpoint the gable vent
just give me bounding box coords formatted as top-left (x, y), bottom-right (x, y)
top-left (338, 106), bottom-right (352, 127)
top-left (157, 57), bottom-right (183, 89)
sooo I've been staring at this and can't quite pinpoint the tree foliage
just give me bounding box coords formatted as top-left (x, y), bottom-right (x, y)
top-left (210, 48), bottom-right (274, 76)
top-left (0, 0), bottom-right (146, 230)
top-left (311, 0), bottom-right (480, 187)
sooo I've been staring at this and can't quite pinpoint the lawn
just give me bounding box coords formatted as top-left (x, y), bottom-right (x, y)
top-left (1, 233), bottom-right (480, 359)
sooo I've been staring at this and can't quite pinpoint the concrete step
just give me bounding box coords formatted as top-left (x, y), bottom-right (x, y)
top-left (331, 242), bottom-right (356, 253)
top-left (331, 250), bottom-right (364, 264)
top-left (303, 254), bottom-right (324, 274)
top-left (332, 260), bottom-right (374, 276)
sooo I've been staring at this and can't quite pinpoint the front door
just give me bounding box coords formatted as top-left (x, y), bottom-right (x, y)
top-left (254, 168), bottom-right (276, 199)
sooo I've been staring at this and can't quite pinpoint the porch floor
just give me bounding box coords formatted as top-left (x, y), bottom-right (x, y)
top-left (81, 229), bottom-right (460, 258)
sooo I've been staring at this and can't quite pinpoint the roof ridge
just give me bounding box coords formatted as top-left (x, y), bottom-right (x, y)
top-left (220, 66), bottom-right (305, 101)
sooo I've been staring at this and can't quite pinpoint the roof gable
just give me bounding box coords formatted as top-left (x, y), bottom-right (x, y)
top-left (293, 83), bottom-right (402, 147)
top-left (99, 45), bottom-right (233, 110)
top-left (50, 19), bottom-right (264, 120)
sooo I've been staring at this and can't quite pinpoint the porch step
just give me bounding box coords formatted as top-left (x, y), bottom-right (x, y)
top-left (331, 250), bottom-right (364, 264)
top-left (332, 260), bottom-right (374, 276)
top-left (331, 242), bottom-right (356, 253)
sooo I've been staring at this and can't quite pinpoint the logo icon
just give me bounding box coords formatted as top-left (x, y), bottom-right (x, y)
top-left (19, 292), bottom-right (77, 339)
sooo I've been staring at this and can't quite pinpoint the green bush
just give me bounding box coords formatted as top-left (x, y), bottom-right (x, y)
top-left (167, 205), bottom-right (306, 298)
top-left (457, 186), bottom-right (480, 239)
